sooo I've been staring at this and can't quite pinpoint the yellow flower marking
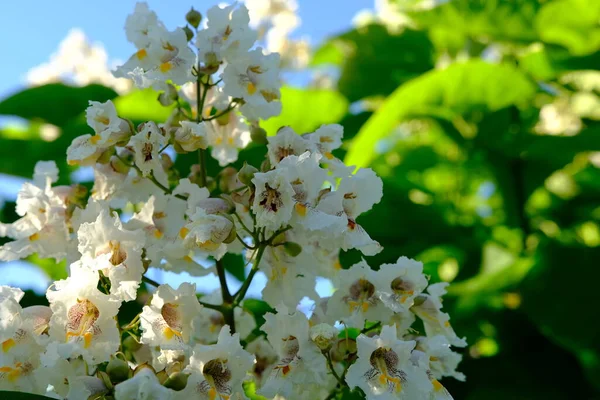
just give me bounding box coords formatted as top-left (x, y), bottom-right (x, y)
top-left (136, 49), bottom-right (147, 60)
top-left (160, 61), bottom-right (173, 73)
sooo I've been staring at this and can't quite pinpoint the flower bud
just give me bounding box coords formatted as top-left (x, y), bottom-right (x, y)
top-left (109, 155), bottom-right (131, 175)
top-left (260, 158), bottom-right (271, 172)
top-left (182, 25), bottom-right (194, 41)
top-left (133, 363), bottom-right (155, 376)
top-left (238, 162), bottom-right (258, 186)
top-left (331, 338), bottom-right (357, 362)
top-left (96, 371), bottom-right (113, 391)
top-left (250, 126), bottom-right (267, 145)
top-left (97, 146), bottom-right (115, 164)
top-left (310, 323), bottom-right (338, 351)
top-left (283, 241), bottom-right (302, 257)
top-left (186, 8), bottom-right (202, 29)
top-left (158, 84), bottom-right (178, 107)
top-left (218, 167), bottom-right (238, 193)
top-left (106, 357), bottom-right (130, 383)
top-left (413, 295), bottom-right (427, 307)
top-left (163, 372), bottom-right (190, 391)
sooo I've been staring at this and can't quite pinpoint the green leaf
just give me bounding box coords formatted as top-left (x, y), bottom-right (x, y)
top-left (243, 299), bottom-right (275, 328)
top-left (260, 87), bottom-right (348, 136)
top-left (243, 381), bottom-right (268, 400)
top-left (345, 60), bottom-right (536, 168)
top-left (520, 241), bottom-right (600, 391)
top-left (113, 88), bottom-right (174, 124)
top-left (535, 0), bottom-right (600, 56)
top-left (0, 84), bottom-right (117, 127)
top-left (221, 252), bottom-right (246, 282)
top-left (0, 392), bottom-right (56, 400)
top-left (26, 254), bottom-right (67, 281)
top-left (312, 24), bottom-right (434, 102)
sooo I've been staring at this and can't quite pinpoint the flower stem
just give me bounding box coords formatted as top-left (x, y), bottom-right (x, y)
top-left (142, 275), bottom-right (160, 288)
top-left (323, 350), bottom-right (345, 387)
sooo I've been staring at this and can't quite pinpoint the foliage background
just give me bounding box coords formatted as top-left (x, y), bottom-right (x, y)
top-left (1, 0), bottom-right (599, 398)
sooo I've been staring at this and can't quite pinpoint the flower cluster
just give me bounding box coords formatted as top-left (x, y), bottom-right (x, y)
top-left (0, 3), bottom-right (465, 399)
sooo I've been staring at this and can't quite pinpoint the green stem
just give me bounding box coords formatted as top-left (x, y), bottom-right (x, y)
top-left (202, 101), bottom-right (238, 122)
top-left (323, 350), bottom-right (345, 387)
top-left (142, 275), bottom-right (160, 288)
top-left (216, 259), bottom-right (233, 303)
top-left (361, 321), bottom-right (381, 335)
top-left (233, 244), bottom-right (266, 306)
top-left (196, 73), bottom-right (208, 188)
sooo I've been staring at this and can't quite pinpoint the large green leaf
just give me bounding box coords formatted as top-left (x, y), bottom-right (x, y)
top-left (114, 88), bottom-right (174, 124)
top-left (535, 0), bottom-right (600, 56)
top-left (221, 252), bottom-right (246, 282)
top-left (345, 60), bottom-right (536, 168)
top-left (312, 24), bottom-right (434, 102)
top-left (410, 0), bottom-right (541, 50)
top-left (260, 87), bottom-right (348, 135)
top-left (0, 84), bottom-right (117, 127)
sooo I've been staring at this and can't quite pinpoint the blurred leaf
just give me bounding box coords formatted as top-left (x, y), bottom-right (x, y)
top-left (26, 254), bottom-right (67, 281)
top-left (221, 252), bottom-right (245, 282)
top-left (260, 87), bottom-right (348, 135)
top-left (313, 24), bottom-right (434, 102)
top-left (521, 241), bottom-right (600, 391)
top-left (114, 88), bottom-right (174, 124)
top-left (243, 381), bottom-right (268, 400)
top-left (410, 0), bottom-right (541, 51)
top-left (243, 298), bottom-right (274, 328)
top-left (0, 84), bottom-right (117, 126)
top-left (535, 0), bottom-right (600, 56)
top-left (345, 60), bottom-right (536, 168)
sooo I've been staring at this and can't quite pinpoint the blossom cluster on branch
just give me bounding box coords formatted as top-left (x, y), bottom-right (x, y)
top-left (0, 2), bottom-right (465, 399)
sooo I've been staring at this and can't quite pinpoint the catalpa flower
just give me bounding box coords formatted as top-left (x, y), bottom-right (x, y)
top-left (410, 283), bottom-right (467, 348)
top-left (77, 209), bottom-right (146, 301)
top-left (192, 290), bottom-right (256, 344)
top-left (251, 168), bottom-right (295, 231)
top-left (181, 208), bottom-right (234, 260)
top-left (376, 257), bottom-right (429, 313)
top-left (326, 260), bottom-right (392, 328)
top-left (196, 4), bottom-right (257, 71)
top-left (125, 2), bottom-right (164, 49)
top-left (346, 325), bottom-right (432, 400)
top-left (266, 126), bottom-right (311, 166)
top-left (182, 326), bottom-right (254, 400)
top-left (206, 109), bottom-right (251, 167)
top-left (222, 48), bottom-right (282, 121)
top-left (46, 264), bottom-right (121, 364)
top-left (128, 121), bottom-right (167, 178)
top-left (174, 121), bottom-right (209, 152)
top-left (115, 367), bottom-right (176, 400)
top-left (259, 304), bottom-right (327, 399)
top-left (140, 283), bottom-right (202, 350)
top-left (85, 100), bottom-right (131, 146)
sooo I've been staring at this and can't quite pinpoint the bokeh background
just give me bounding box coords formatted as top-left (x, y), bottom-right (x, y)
top-left (1, 0), bottom-right (599, 398)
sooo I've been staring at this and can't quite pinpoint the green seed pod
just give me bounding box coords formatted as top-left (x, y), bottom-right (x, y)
top-left (106, 357), bottom-right (130, 383)
top-left (283, 242), bottom-right (302, 257)
top-left (185, 8), bottom-right (202, 28)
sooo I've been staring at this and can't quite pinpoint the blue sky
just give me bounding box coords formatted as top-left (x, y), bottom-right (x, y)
top-left (0, 0), bottom-right (368, 99)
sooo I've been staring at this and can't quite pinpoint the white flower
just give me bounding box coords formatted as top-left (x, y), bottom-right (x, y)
top-left (245, 336), bottom-right (278, 385)
top-left (309, 323), bottom-right (338, 350)
top-left (85, 100), bottom-right (131, 145)
top-left (174, 121), bottom-right (209, 152)
top-left (140, 283), bottom-right (202, 350)
top-left (182, 326), bottom-right (254, 400)
top-left (125, 2), bottom-right (164, 49)
top-left (326, 260), bottom-right (392, 328)
top-left (375, 257), bottom-right (428, 313)
top-left (181, 208), bottom-right (234, 260)
top-left (144, 27), bottom-right (195, 86)
top-left (0, 162), bottom-right (69, 262)
top-left (346, 325), bottom-right (432, 400)
top-left (259, 304), bottom-right (327, 399)
top-left (251, 168), bottom-right (295, 230)
top-left (410, 283), bottom-right (467, 348)
top-left (129, 122), bottom-right (167, 177)
top-left (115, 367), bottom-right (176, 400)
top-left (306, 123), bottom-right (343, 159)
top-left (192, 290), bottom-right (256, 344)
top-left (222, 48), bottom-right (282, 121)
top-left (260, 244), bottom-right (318, 309)
top-left (415, 335), bottom-right (465, 382)
top-left (196, 4), bottom-right (257, 69)
top-left (46, 264), bottom-right (121, 364)
top-left (66, 134), bottom-right (109, 166)
top-left (266, 127), bottom-right (310, 165)
top-left (77, 209), bottom-right (145, 301)
top-left (35, 357), bottom-right (87, 399)
top-left (0, 286), bottom-right (25, 344)
top-left (206, 101), bottom-right (251, 167)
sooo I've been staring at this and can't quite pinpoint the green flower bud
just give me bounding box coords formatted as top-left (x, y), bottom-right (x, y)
top-left (283, 242), bottom-right (302, 257)
top-left (106, 357), bottom-right (130, 383)
top-left (96, 371), bottom-right (113, 391)
top-left (238, 162), bottom-right (259, 186)
top-left (250, 126), bottom-right (268, 145)
top-left (182, 25), bottom-right (194, 41)
top-left (186, 8), bottom-right (202, 29)
top-left (163, 372), bottom-right (190, 391)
